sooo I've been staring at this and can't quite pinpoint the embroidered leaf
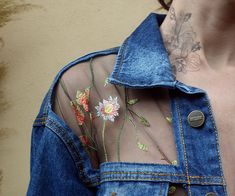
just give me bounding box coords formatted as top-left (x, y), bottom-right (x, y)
top-left (75, 90), bottom-right (82, 98)
top-left (171, 160), bottom-right (178, 165)
top-left (139, 116), bottom-right (150, 127)
top-left (137, 141), bottom-right (148, 152)
top-left (104, 77), bottom-right (109, 87)
top-left (168, 186), bottom-right (177, 194)
top-left (166, 116), bottom-right (172, 124)
top-left (127, 98), bottom-right (139, 105)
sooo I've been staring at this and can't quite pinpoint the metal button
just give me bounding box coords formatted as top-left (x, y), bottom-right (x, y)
top-left (187, 110), bottom-right (205, 128)
top-left (205, 192), bottom-right (217, 196)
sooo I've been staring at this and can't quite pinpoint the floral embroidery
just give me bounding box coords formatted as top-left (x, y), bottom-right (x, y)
top-left (95, 96), bottom-right (120, 162)
top-left (168, 185), bottom-right (177, 195)
top-left (166, 116), bottom-right (172, 123)
top-left (76, 87), bottom-right (90, 112)
top-left (104, 77), bottom-right (109, 87)
top-left (127, 98), bottom-right (139, 105)
top-left (59, 57), bottom-right (172, 165)
top-left (70, 101), bottom-right (85, 125)
top-left (79, 135), bottom-right (90, 146)
top-left (114, 90), bottom-right (151, 159)
top-left (95, 96), bottom-right (120, 122)
top-left (171, 160), bottom-right (178, 165)
top-left (137, 141), bottom-right (148, 152)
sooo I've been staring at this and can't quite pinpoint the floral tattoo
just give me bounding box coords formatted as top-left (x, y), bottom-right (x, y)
top-left (163, 7), bottom-right (202, 73)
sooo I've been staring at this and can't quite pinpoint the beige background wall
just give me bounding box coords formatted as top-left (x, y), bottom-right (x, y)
top-left (0, 1), bottom-right (163, 195)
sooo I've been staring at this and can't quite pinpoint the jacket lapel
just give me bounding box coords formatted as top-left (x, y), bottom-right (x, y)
top-left (108, 12), bottom-right (176, 88)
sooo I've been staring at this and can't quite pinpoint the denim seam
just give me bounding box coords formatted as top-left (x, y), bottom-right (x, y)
top-left (46, 118), bottom-right (99, 186)
top-left (159, 182), bottom-right (163, 196)
top-left (33, 122), bottom-right (46, 125)
top-left (101, 171), bottom-right (184, 177)
top-left (33, 116), bottom-right (47, 126)
top-left (100, 178), bottom-right (187, 183)
top-left (112, 38), bottom-right (128, 79)
top-left (33, 118), bottom-right (46, 126)
top-left (99, 178), bottom-right (224, 185)
top-left (43, 90), bottom-right (51, 116)
top-left (176, 98), bottom-right (192, 196)
top-left (205, 97), bottom-right (228, 195)
top-left (35, 117), bottom-right (47, 120)
top-left (110, 75), bottom-right (174, 88)
top-left (101, 171), bottom-right (223, 180)
top-left (189, 176), bottom-right (222, 179)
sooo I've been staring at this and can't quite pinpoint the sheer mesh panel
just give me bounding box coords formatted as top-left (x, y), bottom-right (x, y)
top-left (52, 54), bottom-right (177, 168)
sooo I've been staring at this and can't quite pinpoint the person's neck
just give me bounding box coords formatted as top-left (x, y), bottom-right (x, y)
top-left (160, 0), bottom-right (235, 73)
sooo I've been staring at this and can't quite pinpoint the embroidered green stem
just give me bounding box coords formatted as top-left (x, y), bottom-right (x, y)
top-left (102, 120), bottom-right (108, 162)
top-left (117, 110), bottom-right (128, 161)
top-left (89, 112), bottom-right (96, 139)
top-left (126, 89), bottom-right (148, 152)
top-left (87, 145), bottom-right (97, 151)
top-left (59, 78), bottom-right (73, 101)
top-left (126, 89), bottom-right (172, 163)
top-left (89, 58), bottom-right (102, 99)
top-left (157, 144), bottom-right (172, 164)
top-left (117, 88), bottom-right (128, 161)
top-left (82, 122), bottom-right (97, 147)
top-left (59, 79), bottom-right (88, 137)
top-left (59, 74), bottom-right (98, 153)
top-left (128, 114), bottom-right (149, 152)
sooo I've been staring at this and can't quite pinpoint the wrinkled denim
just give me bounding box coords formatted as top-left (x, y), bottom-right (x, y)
top-left (27, 12), bottom-right (228, 196)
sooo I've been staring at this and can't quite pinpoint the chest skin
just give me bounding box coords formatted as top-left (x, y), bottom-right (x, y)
top-left (176, 67), bottom-right (235, 196)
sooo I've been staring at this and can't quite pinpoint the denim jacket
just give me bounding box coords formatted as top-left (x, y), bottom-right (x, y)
top-left (27, 12), bottom-right (228, 196)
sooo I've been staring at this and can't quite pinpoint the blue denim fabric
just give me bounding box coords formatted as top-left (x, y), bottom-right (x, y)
top-left (27, 12), bottom-right (228, 196)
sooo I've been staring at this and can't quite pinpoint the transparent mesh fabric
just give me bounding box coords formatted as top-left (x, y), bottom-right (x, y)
top-left (52, 54), bottom-right (177, 169)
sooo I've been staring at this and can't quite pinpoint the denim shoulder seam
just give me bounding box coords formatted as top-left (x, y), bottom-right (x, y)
top-left (45, 117), bottom-right (100, 186)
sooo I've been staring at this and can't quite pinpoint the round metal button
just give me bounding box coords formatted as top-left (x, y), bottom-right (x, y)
top-left (187, 110), bottom-right (205, 128)
top-left (205, 192), bottom-right (217, 196)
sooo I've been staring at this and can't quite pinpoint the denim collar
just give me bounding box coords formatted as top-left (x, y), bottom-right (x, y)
top-left (108, 12), bottom-right (176, 89)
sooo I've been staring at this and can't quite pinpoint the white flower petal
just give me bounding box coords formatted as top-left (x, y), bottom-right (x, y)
top-left (94, 96), bottom-right (120, 122)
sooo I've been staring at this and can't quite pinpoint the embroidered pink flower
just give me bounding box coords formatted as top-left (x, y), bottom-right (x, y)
top-left (95, 96), bottom-right (120, 122)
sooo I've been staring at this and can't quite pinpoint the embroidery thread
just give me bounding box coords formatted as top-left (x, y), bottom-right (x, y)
top-left (95, 96), bottom-right (120, 162)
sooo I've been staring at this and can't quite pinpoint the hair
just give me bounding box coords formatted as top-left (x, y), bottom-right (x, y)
top-left (158, 0), bottom-right (173, 10)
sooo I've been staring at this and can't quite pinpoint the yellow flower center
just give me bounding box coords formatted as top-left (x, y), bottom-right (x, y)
top-left (104, 104), bottom-right (113, 114)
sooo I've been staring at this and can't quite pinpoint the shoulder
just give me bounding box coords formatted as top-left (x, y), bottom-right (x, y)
top-left (52, 47), bottom-right (122, 140)
top-left (59, 47), bottom-right (119, 97)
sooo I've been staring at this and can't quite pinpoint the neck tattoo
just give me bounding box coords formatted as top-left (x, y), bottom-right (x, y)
top-left (162, 7), bottom-right (202, 74)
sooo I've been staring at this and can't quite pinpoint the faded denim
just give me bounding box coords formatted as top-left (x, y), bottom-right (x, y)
top-left (27, 12), bottom-right (228, 196)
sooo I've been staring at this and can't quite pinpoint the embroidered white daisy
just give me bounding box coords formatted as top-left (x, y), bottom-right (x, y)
top-left (95, 96), bottom-right (120, 122)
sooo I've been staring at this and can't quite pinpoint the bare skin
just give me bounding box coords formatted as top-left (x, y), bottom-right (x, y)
top-left (160, 0), bottom-right (235, 195)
